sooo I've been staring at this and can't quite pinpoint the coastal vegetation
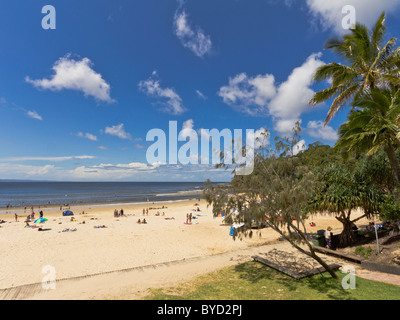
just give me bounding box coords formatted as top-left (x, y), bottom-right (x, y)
top-left (146, 261), bottom-right (400, 300)
top-left (204, 12), bottom-right (400, 279)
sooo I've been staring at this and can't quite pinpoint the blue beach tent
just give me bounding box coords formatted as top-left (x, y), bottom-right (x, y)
top-left (63, 210), bottom-right (74, 216)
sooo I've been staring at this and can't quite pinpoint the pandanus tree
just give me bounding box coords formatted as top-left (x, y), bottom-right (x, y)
top-left (309, 12), bottom-right (400, 124)
top-left (335, 88), bottom-right (400, 189)
top-left (308, 161), bottom-right (383, 247)
top-left (204, 124), bottom-right (339, 279)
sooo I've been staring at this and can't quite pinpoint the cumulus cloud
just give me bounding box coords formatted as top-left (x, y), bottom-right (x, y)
top-left (173, 9), bottom-right (212, 57)
top-left (0, 155), bottom-right (95, 162)
top-left (25, 55), bottom-right (114, 103)
top-left (138, 72), bottom-right (185, 115)
top-left (307, 120), bottom-right (338, 142)
top-left (27, 110), bottom-right (43, 121)
top-left (104, 123), bottom-right (132, 141)
top-left (218, 73), bottom-right (276, 116)
top-left (293, 139), bottom-right (307, 156)
top-left (219, 53), bottom-right (325, 136)
top-left (305, 0), bottom-right (400, 34)
top-left (0, 160), bottom-right (231, 181)
top-left (77, 132), bottom-right (98, 141)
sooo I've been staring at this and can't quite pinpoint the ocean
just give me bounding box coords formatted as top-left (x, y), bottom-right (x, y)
top-left (0, 181), bottom-right (215, 210)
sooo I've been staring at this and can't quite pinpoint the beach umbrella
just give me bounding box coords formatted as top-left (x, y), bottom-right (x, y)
top-left (63, 210), bottom-right (74, 217)
top-left (216, 212), bottom-right (225, 217)
top-left (194, 203), bottom-right (199, 206)
top-left (34, 218), bottom-right (48, 224)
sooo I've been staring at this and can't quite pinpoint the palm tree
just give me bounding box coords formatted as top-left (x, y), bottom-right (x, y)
top-left (309, 12), bottom-right (400, 124)
top-left (335, 88), bottom-right (400, 188)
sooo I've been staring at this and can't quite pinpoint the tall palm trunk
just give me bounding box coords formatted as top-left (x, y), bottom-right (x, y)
top-left (385, 141), bottom-right (400, 190)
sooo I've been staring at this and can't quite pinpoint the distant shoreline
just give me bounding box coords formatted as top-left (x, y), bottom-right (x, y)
top-left (0, 192), bottom-right (204, 215)
top-left (0, 181), bottom-right (218, 211)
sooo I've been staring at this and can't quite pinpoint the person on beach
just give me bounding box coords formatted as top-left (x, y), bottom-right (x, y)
top-left (39, 210), bottom-right (43, 218)
top-left (325, 227), bottom-right (333, 249)
top-left (24, 216), bottom-right (31, 227)
top-left (137, 219), bottom-right (141, 224)
top-left (15, 213), bottom-right (18, 222)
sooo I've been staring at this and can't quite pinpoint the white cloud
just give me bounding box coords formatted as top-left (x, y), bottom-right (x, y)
top-left (0, 155), bottom-right (95, 162)
top-left (181, 119), bottom-right (194, 137)
top-left (293, 139), bottom-right (307, 156)
top-left (0, 160), bottom-right (231, 181)
top-left (307, 120), bottom-right (338, 142)
top-left (173, 9), bottom-right (212, 57)
top-left (104, 123), bottom-right (132, 141)
top-left (274, 119), bottom-right (301, 137)
top-left (27, 110), bottom-right (43, 121)
top-left (305, 0), bottom-right (400, 34)
top-left (139, 72), bottom-right (185, 115)
top-left (25, 55), bottom-right (114, 103)
top-left (77, 132), bottom-right (98, 141)
top-left (218, 73), bottom-right (276, 116)
top-left (268, 53), bottom-right (325, 120)
top-left (219, 53), bottom-right (325, 136)
top-left (195, 89), bottom-right (207, 100)
top-left (247, 128), bottom-right (270, 150)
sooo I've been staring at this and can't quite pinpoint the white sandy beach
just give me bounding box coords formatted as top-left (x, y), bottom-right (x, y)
top-left (0, 200), bottom-right (375, 299)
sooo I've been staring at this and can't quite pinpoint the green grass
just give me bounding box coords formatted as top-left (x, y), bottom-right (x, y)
top-left (145, 261), bottom-right (400, 300)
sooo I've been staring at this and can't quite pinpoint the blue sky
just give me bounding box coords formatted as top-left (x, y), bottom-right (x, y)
top-left (1, 0), bottom-right (400, 181)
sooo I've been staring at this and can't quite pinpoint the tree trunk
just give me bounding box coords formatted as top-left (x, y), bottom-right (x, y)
top-left (277, 222), bottom-right (339, 279)
top-left (385, 142), bottom-right (400, 190)
top-left (338, 219), bottom-right (358, 248)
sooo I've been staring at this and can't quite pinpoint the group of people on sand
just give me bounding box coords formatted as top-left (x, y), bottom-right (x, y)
top-left (114, 209), bottom-right (125, 217)
top-left (186, 213), bottom-right (192, 224)
top-left (137, 218), bottom-right (147, 224)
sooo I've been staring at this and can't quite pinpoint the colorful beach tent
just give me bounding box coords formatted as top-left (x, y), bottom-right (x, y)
top-left (194, 203), bottom-right (199, 206)
top-left (63, 210), bottom-right (74, 217)
top-left (216, 212), bottom-right (225, 217)
top-left (34, 218), bottom-right (48, 223)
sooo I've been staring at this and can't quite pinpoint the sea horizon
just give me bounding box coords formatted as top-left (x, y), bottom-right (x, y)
top-left (0, 181), bottom-right (225, 210)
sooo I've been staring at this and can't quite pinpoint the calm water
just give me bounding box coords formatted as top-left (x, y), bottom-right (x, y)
top-left (0, 181), bottom-right (213, 209)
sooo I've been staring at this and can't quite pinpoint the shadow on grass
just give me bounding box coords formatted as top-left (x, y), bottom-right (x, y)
top-left (235, 261), bottom-right (354, 300)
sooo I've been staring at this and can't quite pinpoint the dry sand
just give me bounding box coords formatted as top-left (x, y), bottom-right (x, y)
top-left (0, 200), bottom-right (375, 299)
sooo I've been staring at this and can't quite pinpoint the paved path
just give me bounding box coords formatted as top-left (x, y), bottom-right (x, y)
top-left (354, 267), bottom-right (400, 286)
top-left (1, 243), bottom-right (398, 300)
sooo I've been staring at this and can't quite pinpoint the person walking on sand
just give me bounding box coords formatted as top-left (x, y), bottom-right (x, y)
top-left (15, 213), bottom-right (18, 222)
top-left (325, 227), bottom-right (333, 249)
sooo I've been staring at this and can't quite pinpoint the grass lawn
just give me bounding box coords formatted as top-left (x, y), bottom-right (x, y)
top-left (145, 261), bottom-right (400, 300)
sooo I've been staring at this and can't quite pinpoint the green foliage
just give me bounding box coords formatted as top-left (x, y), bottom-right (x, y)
top-left (379, 191), bottom-right (400, 221)
top-left (145, 261), bottom-right (400, 300)
top-left (355, 246), bottom-right (373, 259)
top-left (308, 161), bottom-right (382, 218)
top-left (309, 12), bottom-right (400, 124)
top-left (335, 88), bottom-right (400, 188)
